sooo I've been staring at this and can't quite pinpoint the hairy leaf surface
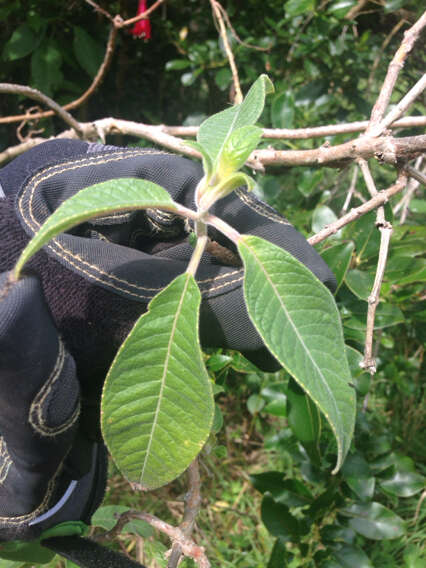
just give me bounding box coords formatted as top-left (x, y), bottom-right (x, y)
top-left (238, 235), bottom-right (355, 472)
top-left (101, 274), bottom-right (214, 489)
top-left (15, 178), bottom-right (177, 277)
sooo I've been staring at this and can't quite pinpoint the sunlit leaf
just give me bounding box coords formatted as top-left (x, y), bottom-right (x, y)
top-left (101, 273), bottom-right (214, 489)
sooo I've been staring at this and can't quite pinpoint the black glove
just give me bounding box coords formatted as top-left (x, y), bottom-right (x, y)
top-left (0, 140), bottom-right (336, 565)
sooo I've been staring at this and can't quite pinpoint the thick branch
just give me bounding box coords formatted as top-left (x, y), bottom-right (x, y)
top-left (0, 84), bottom-right (83, 136)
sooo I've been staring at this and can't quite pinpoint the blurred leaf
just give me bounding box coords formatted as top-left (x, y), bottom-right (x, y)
top-left (247, 393), bottom-right (265, 415)
top-left (261, 384), bottom-right (287, 417)
top-left (321, 523), bottom-right (357, 545)
top-left (298, 169), bottom-right (324, 198)
top-left (343, 211), bottom-right (380, 262)
top-left (267, 537), bottom-right (290, 567)
top-left (328, 1), bottom-right (356, 18)
top-left (212, 404), bottom-right (224, 433)
top-left (206, 353), bottom-right (232, 372)
top-left (251, 471), bottom-right (313, 506)
top-left (345, 269), bottom-right (375, 301)
top-left (384, 0), bottom-right (406, 13)
top-left (2, 24), bottom-right (38, 61)
top-left (331, 544), bottom-right (374, 567)
top-left (345, 346), bottom-right (370, 396)
top-left (261, 495), bottom-right (301, 538)
top-left (287, 378), bottom-right (321, 465)
top-left (165, 59), bottom-right (192, 70)
top-left (377, 454), bottom-right (425, 497)
top-left (308, 483), bottom-right (339, 520)
top-left (73, 27), bottom-right (104, 78)
top-left (320, 241), bottom-right (354, 292)
top-left (92, 506), bottom-right (153, 537)
top-left (285, 0), bottom-right (316, 17)
top-left (312, 205), bottom-right (341, 238)
top-left (31, 40), bottom-right (63, 96)
top-left (409, 199), bottom-right (426, 214)
top-left (342, 502), bottom-right (405, 540)
top-left (343, 297), bottom-right (404, 331)
top-left (215, 68), bottom-right (232, 90)
top-left (271, 92), bottom-right (295, 128)
top-left (342, 453), bottom-right (375, 501)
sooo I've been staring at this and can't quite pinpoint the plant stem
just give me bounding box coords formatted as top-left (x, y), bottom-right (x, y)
top-left (186, 221), bottom-right (208, 277)
top-left (205, 213), bottom-right (241, 244)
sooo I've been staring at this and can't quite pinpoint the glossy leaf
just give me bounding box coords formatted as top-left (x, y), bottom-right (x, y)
top-left (251, 471), bottom-right (313, 506)
top-left (331, 544), bottom-right (373, 568)
top-left (198, 74), bottom-right (273, 164)
top-left (271, 92), bottom-right (295, 129)
top-left (320, 242), bottom-right (354, 292)
top-left (15, 178), bottom-right (177, 278)
top-left (261, 384), bottom-right (287, 417)
top-left (238, 235), bottom-right (356, 472)
top-left (342, 453), bottom-right (375, 501)
top-left (342, 502), bottom-right (405, 540)
top-left (378, 454), bottom-right (424, 497)
top-left (287, 378), bottom-right (321, 465)
top-left (345, 269), bottom-right (375, 301)
top-left (102, 274), bottom-right (214, 489)
top-left (261, 495), bottom-right (301, 539)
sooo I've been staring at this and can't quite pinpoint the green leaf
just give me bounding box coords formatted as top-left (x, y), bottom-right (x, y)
top-left (378, 454), bottom-right (424, 497)
top-left (2, 24), bottom-right (37, 61)
top-left (183, 140), bottom-right (214, 178)
top-left (331, 544), bottom-right (373, 568)
top-left (341, 502), bottom-right (405, 540)
top-left (165, 59), bottom-right (192, 71)
top-left (297, 169), bottom-right (324, 198)
top-left (342, 453), bottom-right (375, 501)
top-left (261, 384), bottom-right (287, 417)
top-left (219, 125), bottom-right (262, 177)
top-left (271, 92), bottom-right (295, 129)
top-left (320, 242), bottom-right (354, 292)
top-left (198, 74), bottom-right (273, 165)
top-left (31, 40), bottom-right (63, 96)
top-left (287, 378), bottom-right (321, 465)
top-left (73, 26), bottom-right (104, 78)
top-left (261, 495), bottom-right (301, 539)
top-left (345, 269), bottom-right (375, 301)
top-left (251, 472), bottom-right (313, 507)
top-left (238, 235), bottom-right (356, 472)
top-left (91, 506), bottom-right (153, 537)
top-left (345, 346), bottom-right (370, 396)
top-left (247, 393), bottom-right (265, 415)
top-left (267, 537), bottom-right (290, 567)
top-left (102, 274), bottom-right (214, 489)
top-left (285, 0), bottom-right (316, 18)
top-left (15, 178), bottom-right (177, 277)
top-left (312, 205), bottom-right (341, 238)
top-left (343, 211), bottom-right (380, 262)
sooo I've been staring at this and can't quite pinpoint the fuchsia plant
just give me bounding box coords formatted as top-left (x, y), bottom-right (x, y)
top-left (130, 0), bottom-right (152, 40)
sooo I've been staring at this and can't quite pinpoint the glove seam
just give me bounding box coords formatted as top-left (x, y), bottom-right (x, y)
top-left (0, 438), bottom-right (13, 486)
top-left (235, 188), bottom-right (291, 226)
top-left (18, 151), bottom-right (246, 299)
top-left (29, 339), bottom-right (80, 438)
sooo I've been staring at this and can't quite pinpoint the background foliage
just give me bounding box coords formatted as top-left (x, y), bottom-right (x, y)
top-left (0, 1), bottom-right (424, 567)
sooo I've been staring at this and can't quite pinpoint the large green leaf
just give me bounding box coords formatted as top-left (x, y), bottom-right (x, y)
top-left (198, 74), bottom-right (273, 165)
top-left (101, 274), bottom-right (214, 489)
top-left (341, 453), bottom-right (375, 501)
top-left (341, 502), bottom-right (405, 540)
top-left (15, 178), bottom-right (177, 278)
top-left (237, 235), bottom-right (355, 472)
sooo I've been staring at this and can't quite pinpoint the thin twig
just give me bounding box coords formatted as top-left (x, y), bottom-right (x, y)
top-left (84, 0), bottom-right (115, 21)
top-left (366, 11), bottom-right (426, 134)
top-left (119, 0), bottom-right (168, 28)
top-left (0, 25), bottom-right (118, 125)
top-left (210, 0), bottom-right (243, 104)
top-left (218, 3), bottom-right (271, 51)
top-left (358, 158), bottom-right (386, 225)
top-left (0, 84), bottom-right (83, 136)
top-left (371, 73), bottom-right (426, 137)
top-left (341, 165), bottom-right (360, 213)
top-left (393, 156), bottom-right (423, 214)
top-left (361, 221), bottom-right (394, 374)
top-left (308, 173), bottom-right (407, 245)
top-left (404, 162), bottom-right (426, 186)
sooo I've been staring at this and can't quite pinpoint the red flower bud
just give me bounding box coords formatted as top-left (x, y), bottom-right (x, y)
top-left (130, 0), bottom-right (151, 40)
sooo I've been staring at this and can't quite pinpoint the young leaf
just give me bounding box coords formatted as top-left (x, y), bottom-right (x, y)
top-left (198, 74), bottom-right (273, 164)
top-left (14, 178), bottom-right (177, 278)
top-left (101, 273), bottom-right (214, 490)
top-left (183, 140), bottom-right (214, 179)
top-left (198, 171), bottom-right (255, 210)
top-left (218, 125), bottom-right (262, 177)
top-left (237, 235), bottom-right (356, 472)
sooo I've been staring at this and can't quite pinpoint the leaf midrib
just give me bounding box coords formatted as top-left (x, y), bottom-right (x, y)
top-left (242, 239), bottom-right (342, 447)
top-left (139, 274), bottom-right (191, 484)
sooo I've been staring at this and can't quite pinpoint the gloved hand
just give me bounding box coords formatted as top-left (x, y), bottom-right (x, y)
top-left (0, 140), bottom-right (336, 565)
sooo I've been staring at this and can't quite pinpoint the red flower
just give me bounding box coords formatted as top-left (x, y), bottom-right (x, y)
top-left (130, 0), bottom-right (151, 40)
